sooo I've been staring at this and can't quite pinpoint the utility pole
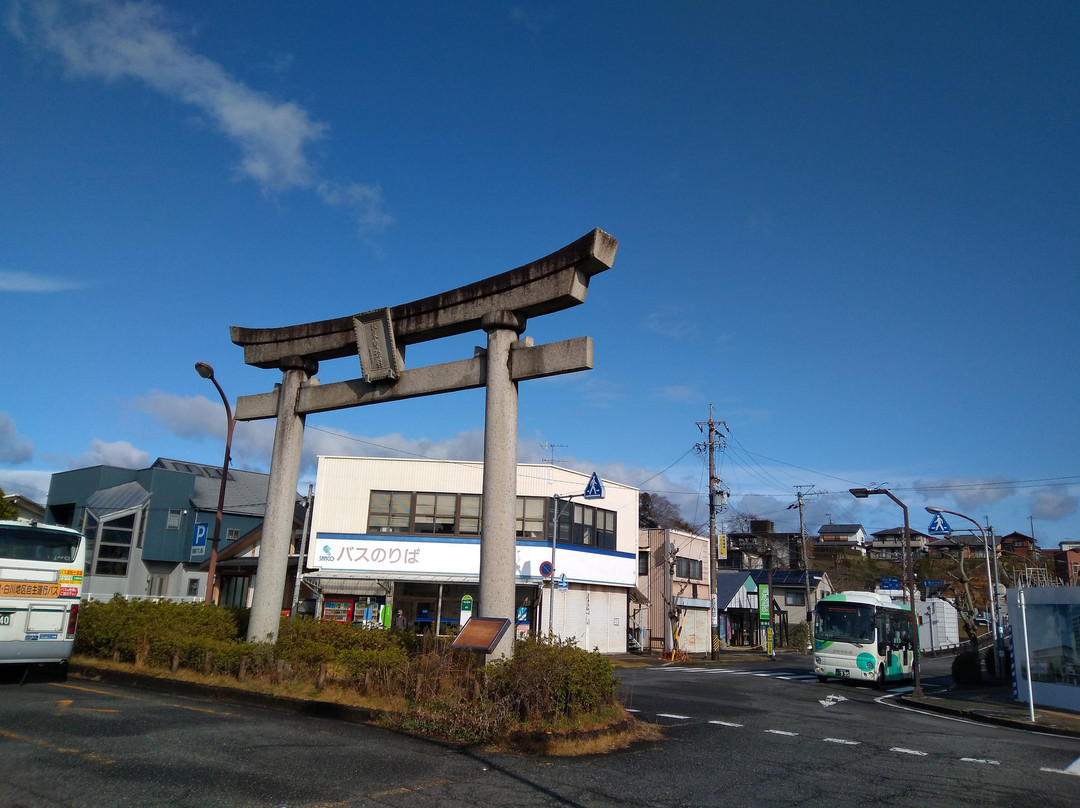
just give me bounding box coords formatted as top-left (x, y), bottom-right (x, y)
top-left (789, 485), bottom-right (826, 652)
top-left (796, 487), bottom-right (813, 651)
top-left (696, 406), bottom-right (728, 660)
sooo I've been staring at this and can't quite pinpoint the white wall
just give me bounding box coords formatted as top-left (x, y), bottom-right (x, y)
top-left (1007, 586), bottom-right (1080, 713)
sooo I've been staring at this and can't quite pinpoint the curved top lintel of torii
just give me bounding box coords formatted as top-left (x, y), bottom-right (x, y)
top-left (229, 228), bottom-right (618, 370)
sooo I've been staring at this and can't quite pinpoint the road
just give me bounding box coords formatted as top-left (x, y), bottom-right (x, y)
top-left (0, 659), bottom-right (1077, 807)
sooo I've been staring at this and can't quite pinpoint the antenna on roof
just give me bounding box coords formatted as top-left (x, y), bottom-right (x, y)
top-left (538, 441), bottom-right (566, 464)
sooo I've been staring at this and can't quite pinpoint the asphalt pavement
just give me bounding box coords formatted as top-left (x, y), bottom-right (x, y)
top-left (610, 649), bottom-right (1080, 739)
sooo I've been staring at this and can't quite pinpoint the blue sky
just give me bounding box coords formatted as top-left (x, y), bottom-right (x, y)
top-left (2, 1), bottom-right (1078, 547)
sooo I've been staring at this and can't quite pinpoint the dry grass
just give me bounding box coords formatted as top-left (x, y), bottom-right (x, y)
top-left (490, 716), bottom-right (664, 756)
top-left (69, 654), bottom-right (408, 713)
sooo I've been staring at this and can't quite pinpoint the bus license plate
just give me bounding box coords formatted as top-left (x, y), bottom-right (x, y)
top-left (836, 669), bottom-right (849, 678)
top-left (0, 613), bottom-right (11, 626)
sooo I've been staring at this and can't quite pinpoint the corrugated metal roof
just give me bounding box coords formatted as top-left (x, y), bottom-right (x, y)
top-left (817, 524), bottom-right (863, 535)
top-left (748, 569), bottom-right (824, 587)
top-left (715, 570), bottom-right (755, 608)
top-left (189, 468), bottom-right (275, 516)
top-left (86, 481), bottom-right (151, 515)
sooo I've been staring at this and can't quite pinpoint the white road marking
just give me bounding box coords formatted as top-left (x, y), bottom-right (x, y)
top-left (1040, 755), bottom-right (1080, 776)
top-left (657, 713), bottom-right (691, 720)
top-left (765, 729), bottom-right (799, 736)
top-left (890, 747), bottom-right (928, 756)
top-left (709, 720), bottom-right (743, 727)
top-left (625, 708), bottom-right (640, 713)
top-left (823, 738), bottom-right (860, 745)
top-left (960, 758), bottom-right (1000, 766)
top-left (819, 694), bottom-right (848, 707)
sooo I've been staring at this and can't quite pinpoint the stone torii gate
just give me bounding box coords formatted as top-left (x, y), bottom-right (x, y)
top-left (230, 228), bottom-right (618, 658)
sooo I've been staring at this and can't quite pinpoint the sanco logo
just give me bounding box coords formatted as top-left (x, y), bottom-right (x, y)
top-left (318, 544), bottom-right (335, 563)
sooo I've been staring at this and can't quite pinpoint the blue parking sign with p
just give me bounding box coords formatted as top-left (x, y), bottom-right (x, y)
top-left (192, 522), bottom-right (208, 547)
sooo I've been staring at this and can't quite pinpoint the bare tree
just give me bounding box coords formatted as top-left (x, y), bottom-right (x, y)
top-left (639, 492), bottom-right (694, 532)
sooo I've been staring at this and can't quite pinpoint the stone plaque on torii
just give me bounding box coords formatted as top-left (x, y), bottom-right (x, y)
top-left (230, 228), bottom-right (618, 657)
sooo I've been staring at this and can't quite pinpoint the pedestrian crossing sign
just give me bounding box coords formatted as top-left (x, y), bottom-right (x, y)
top-left (583, 472), bottom-right (605, 500)
top-left (927, 513), bottom-right (951, 534)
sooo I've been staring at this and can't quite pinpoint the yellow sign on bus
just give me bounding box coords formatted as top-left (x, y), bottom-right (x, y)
top-left (0, 581), bottom-right (61, 599)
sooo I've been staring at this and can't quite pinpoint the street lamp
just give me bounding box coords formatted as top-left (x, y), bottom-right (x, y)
top-left (195, 362), bottom-right (235, 605)
top-left (850, 487), bottom-right (923, 697)
top-left (925, 506), bottom-right (1000, 659)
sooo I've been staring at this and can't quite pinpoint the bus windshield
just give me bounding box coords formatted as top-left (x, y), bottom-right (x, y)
top-left (815, 601), bottom-right (876, 644)
top-left (0, 524), bottom-right (81, 563)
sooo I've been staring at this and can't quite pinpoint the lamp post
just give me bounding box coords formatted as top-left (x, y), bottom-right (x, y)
top-left (925, 506), bottom-right (999, 658)
top-left (850, 487), bottom-right (923, 697)
top-left (195, 362), bottom-right (235, 605)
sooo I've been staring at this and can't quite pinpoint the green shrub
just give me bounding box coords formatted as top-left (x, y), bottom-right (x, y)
top-left (75, 596), bottom-right (240, 667)
top-left (952, 649), bottom-right (982, 685)
top-left (785, 622), bottom-right (811, 651)
top-left (484, 636), bottom-right (619, 722)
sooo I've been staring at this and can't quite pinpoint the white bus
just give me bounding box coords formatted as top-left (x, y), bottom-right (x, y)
top-left (813, 591), bottom-right (915, 687)
top-left (0, 520), bottom-right (85, 669)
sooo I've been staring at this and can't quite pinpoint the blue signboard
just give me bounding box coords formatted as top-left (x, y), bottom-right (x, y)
top-left (881, 576), bottom-right (901, 590)
top-left (583, 472), bottom-right (605, 500)
top-left (927, 513), bottom-right (951, 534)
top-left (191, 522), bottom-right (208, 558)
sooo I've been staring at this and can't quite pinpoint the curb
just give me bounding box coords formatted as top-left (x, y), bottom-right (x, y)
top-left (898, 693), bottom-right (1080, 738)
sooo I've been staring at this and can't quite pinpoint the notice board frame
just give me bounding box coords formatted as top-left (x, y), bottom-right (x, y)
top-left (449, 617), bottom-right (511, 652)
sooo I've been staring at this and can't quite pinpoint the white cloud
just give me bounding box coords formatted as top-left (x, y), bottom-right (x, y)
top-left (915, 476), bottom-right (1017, 511)
top-left (0, 412), bottom-right (34, 464)
top-left (1031, 488), bottom-right (1079, 522)
top-left (651, 385), bottom-right (702, 403)
top-left (0, 469), bottom-right (53, 503)
top-left (0, 270), bottom-right (86, 292)
top-left (642, 304), bottom-right (702, 341)
top-left (71, 438), bottom-right (149, 469)
top-left (14, 0), bottom-right (392, 233)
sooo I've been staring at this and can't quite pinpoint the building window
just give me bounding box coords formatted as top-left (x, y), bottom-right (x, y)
top-left (187, 578), bottom-right (200, 597)
top-left (226, 528), bottom-right (240, 542)
top-left (785, 590), bottom-right (805, 607)
top-left (516, 497), bottom-right (546, 539)
top-left (553, 502), bottom-right (617, 551)
top-left (596, 509), bottom-right (616, 549)
top-left (363, 489), bottom-right (614, 549)
top-left (367, 491), bottom-right (483, 536)
top-left (638, 550), bottom-right (649, 576)
top-left (415, 493), bottom-right (458, 534)
top-left (167, 509), bottom-right (182, 530)
top-left (459, 494), bottom-right (481, 536)
top-left (368, 491), bottom-right (413, 533)
top-left (93, 511), bottom-right (137, 577)
top-left (675, 556), bottom-right (702, 580)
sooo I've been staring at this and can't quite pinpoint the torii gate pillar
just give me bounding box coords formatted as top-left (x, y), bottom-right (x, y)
top-left (479, 311), bottom-right (525, 658)
top-left (248, 356), bottom-right (315, 641)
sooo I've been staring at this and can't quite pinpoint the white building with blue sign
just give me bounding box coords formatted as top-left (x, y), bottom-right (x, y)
top-left (307, 456), bottom-right (641, 653)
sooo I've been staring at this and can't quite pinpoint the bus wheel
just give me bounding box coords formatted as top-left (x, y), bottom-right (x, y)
top-left (816, 675), bottom-right (828, 683)
top-left (874, 665), bottom-right (885, 690)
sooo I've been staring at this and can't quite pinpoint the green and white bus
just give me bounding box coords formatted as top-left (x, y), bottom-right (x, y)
top-left (0, 520), bottom-right (85, 670)
top-left (813, 591), bottom-right (915, 687)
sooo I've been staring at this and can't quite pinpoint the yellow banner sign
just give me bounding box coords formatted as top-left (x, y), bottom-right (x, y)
top-left (0, 581), bottom-right (61, 599)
